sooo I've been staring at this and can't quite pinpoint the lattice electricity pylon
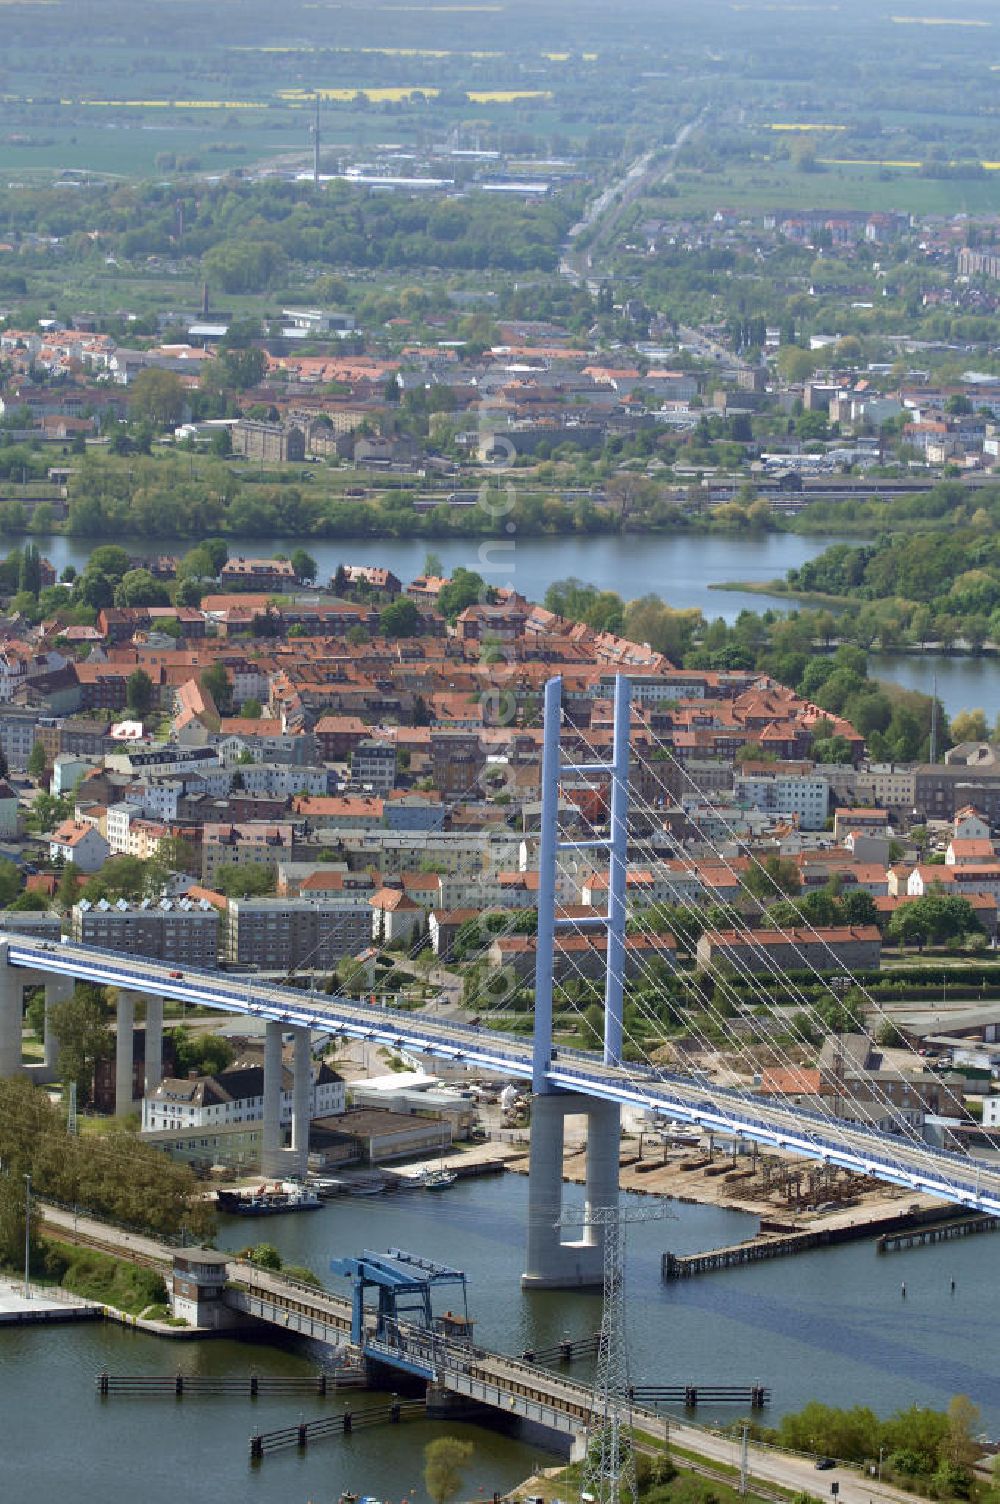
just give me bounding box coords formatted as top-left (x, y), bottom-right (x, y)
top-left (559, 1201), bottom-right (671, 1504)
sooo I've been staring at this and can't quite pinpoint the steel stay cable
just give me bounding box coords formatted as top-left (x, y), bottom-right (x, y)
top-left (618, 753), bottom-right (978, 1163)
top-left (557, 817), bottom-right (871, 1162)
top-left (547, 715), bottom-right (975, 1174)
top-left (625, 734), bottom-right (1000, 1157)
top-left (556, 728), bottom-right (902, 1147)
top-left (612, 768), bottom-right (937, 1151)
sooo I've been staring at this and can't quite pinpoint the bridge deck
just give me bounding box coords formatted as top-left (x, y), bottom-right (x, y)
top-left (6, 934), bottom-right (1000, 1216)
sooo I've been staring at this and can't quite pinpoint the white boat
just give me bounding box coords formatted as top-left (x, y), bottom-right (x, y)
top-left (423, 1168), bottom-right (457, 1191)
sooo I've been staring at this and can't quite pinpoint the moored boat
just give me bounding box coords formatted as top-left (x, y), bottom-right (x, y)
top-left (217, 1180), bottom-right (321, 1216)
top-left (422, 1169), bottom-right (457, 1190)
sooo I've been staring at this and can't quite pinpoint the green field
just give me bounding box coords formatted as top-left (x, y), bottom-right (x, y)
top-left (655, 159), bottom-right (1000, 217)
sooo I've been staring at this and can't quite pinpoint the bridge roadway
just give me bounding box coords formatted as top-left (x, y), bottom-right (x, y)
top-left (7, 933), bottom-right (1000, 1217)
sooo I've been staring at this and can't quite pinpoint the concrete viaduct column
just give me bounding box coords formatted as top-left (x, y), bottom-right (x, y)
top-left (115, 990), bottom-right (137, 1115)
top-left (261, 1019), bottom-right (285, 1177)
top-left (522, 1092), bottom-right (620, 1288)
top-left (0, 940), bottom-right (24, 1078)
top-left (144, 996), bottom-right (164, 1096)
top-left (290, 1025), bottom-right (312, 1178)
top-left (584, 1098), bottom-right (621, 1249)
top-left (43, 973), bottom-right (74, 1078)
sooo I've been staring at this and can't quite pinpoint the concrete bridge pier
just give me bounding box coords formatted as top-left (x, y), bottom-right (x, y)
top-left (115, 989), bottom-right (138, 1114)
top-left (261, 1018), bottom-right (285, 1176)
top-left (521, 1092), bottom-right (621, 1288)
top-left (261, 1021), bottom-right (312, 1177)
top-left (290, 1025), bottom-right (312, 1178)
top-left (0, 940), bottom-right (24, 1077)
top-left (144, 995), bottom-right (164, 1096)
top-left (42, 973), bottom-right (74, 1079)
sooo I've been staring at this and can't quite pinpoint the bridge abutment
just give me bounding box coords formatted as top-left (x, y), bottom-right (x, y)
top-left (521, 1092), bottom-right (620, 1288)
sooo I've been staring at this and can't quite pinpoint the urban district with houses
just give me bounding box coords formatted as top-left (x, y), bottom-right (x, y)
top-left (4, 537), bottom-right (1000, 1169)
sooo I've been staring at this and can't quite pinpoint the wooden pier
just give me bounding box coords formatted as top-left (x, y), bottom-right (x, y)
top-left (96, 1368), bottom-right (367, 1397)
top-left (877, 1213), bottom-right (999, 1254)
top-left (519, 1333), bottom-right (599, 1365)
top-left (249, 1398), bottom-right (426, 1460)
top-left (663, 1205), bottom-right (976, 1279)
top-left (629, 1384), bottom-right (770, 1409)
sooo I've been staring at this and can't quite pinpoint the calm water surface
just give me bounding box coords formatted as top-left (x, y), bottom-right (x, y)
top-left (36, 529), bottom-right (998, 714)
top-left (37, 530), bottom-right (845, 625)
top-left (4, 1176), bottom-right (998, 1504)
top-left (873, 653), bottom-right (1000, 724)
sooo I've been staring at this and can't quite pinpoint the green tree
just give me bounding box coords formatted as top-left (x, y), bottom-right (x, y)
top-left (840, 889), bottom-right (879, 927)
top-left (437, 567), bottom-right (492, 623)
top-left (950, 708), bottom-right (988, 744)
top-left (213, 862), bottom-right (273, 898)
top-left (944, 1394), bottom-right (980, 1477)
top-left (743, 854), bottom-right (801, 904)
top-left (86, 546), bottom-right (132, 582)
top-left (49, 985), bottom-right (113, 1104)
top-left (0, 1171), bottom-right (43, 1272)
top-left (114, 569), bottom-right (170, 609)
top-left (127, 368), bottom-right (186, 427)
top-left (169, 1027), bottom-right (234, 1078)
top-left (244, 1242), bottom-right (282, 1270)
top-left (57, 862), bottom-right (81, 912)
top-left (27, 742), bottom-right (46, 781)
top-left (424, 1438), bottom-right (474, 1504)
top-left (290, 548), bottom-right (318, 583)
top-left (380, 599), bottom-right (422, 638)
top-left (126, 668), bottom-right (154, 718)
top-left (200, 661), bottom-right (233, 714)
top-left (81, 856), bottom-right (149, 904)
top-left (0, 857), bottom-right (20, 907)
top-left (18, 541), bottom-right (42, 597)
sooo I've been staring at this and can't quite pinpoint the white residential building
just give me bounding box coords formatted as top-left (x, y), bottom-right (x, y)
top-left (142, 1059), bottom-right (345, 1133)
top-left (734, 772), bottom-right (830, 831)
top-left (48, 820), bottom-right (110, 873)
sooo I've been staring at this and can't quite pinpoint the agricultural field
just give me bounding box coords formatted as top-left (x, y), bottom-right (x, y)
top-left (652, 160), bottom-right (1000, 219)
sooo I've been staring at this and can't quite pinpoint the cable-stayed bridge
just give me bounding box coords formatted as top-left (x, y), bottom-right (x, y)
top-left (2, 934), bottom-right (999, 1221)
top-left (2, 673), bottom-right (999, 1285)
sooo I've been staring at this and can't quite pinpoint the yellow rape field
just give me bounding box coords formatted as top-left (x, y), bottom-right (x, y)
top-left (466, 89), bottom-right (553, 102)
top-left (820, 156), bottom-right (1000, 170)
top-left (279, 86), bottom-right (441, 101)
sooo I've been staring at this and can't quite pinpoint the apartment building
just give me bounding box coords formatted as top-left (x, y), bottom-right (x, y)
top-left (696, 925), bottom-right (882, 975)
top-left (489, 930), bottom-right (676, 981)
top-left (351, 740), bottom-right (397, 793)
top-left (224, 894), bottom-right (371, 970)
top-left (0, 710), bottom-right (40, 771)
top-left (201, 822), bottom-right (295, 884)
top-left (220, 553), bottom-right (299, 590)
top-left (48, 820), bottom-right (110, 872)
top-left (72, 897), bottom-right (219, 966)
top-left (233, 763), bottom-right (329, 800)
top-left (733, 771), bottom-right (829, 831)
